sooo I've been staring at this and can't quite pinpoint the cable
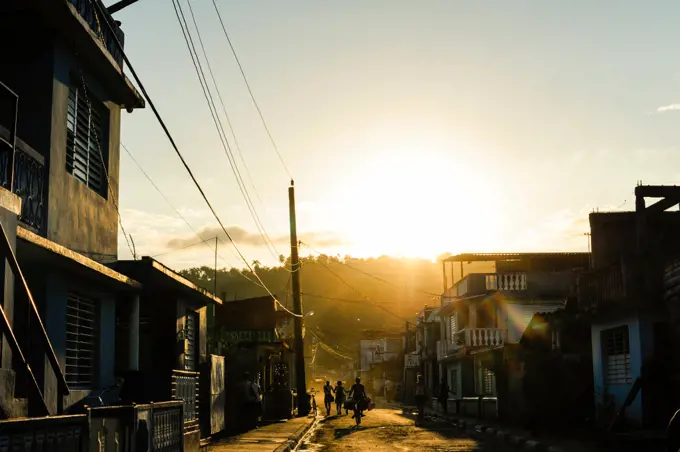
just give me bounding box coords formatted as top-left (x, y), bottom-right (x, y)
top-left (121, 142), bottom-right (264, 289)
top-left (151, 236), bottom-right (219, 258)
top-left (184, 0), bottom-right (281, 261)
top-left (88, 0), bottom-right (296, 315)
top-left (173, 0), bottom-right (279, 263)
top-left (315, 259), bottom-right (412, 323)
top-left (301, 241), bottom-right (440, 297)
top-left (211, 0), bottom-right (293, 181)
top-left (300, 292), bottom-right (395, 305)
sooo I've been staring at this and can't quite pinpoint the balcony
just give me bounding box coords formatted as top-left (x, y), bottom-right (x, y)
top-left (443, 272), bottom-right (528, 300)
top-left (0, 83), bottom-right (46, 234)
top-left (577, 259), bottom-right (652, 313)
top-left (67, 0), bottom-right (125, 68)
top-left (437, 328), bottom-right (508, 361)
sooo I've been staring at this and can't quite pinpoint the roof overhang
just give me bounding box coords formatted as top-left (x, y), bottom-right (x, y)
top-left (17, 227), bottom-right (141, 291)
top-left (111, 257), bottom-right (222, 305)
top-left (442, 252), bottom-right (591, 263)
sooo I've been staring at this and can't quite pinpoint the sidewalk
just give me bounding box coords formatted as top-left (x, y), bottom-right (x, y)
top-left (207, 416), bottom-right (317, 452)
top-left (392, 402), bottom-right (601, 452)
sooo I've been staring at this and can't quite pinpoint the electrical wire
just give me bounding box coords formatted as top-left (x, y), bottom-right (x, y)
top-left (121, 142), bottom-right (264, 289)
top-left (184, 0), bottom-right (281, 261)
top-left (173, 0), bottom-right (280, 264)
top-left (301, 241), bottom-right (441, 298)
top-left (151, 236), bottom-right (219, 258)
top-left (211, 0), bottom-right (293, 181)
top-left (86, 0), bottom-right (294, 314)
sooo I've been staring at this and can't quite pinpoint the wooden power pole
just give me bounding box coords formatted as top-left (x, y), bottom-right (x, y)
top-left (289, 180), bottom-right (309, 416)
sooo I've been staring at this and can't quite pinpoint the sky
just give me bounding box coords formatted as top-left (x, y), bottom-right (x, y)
top-left (106, 0), bottom-right (680, 270)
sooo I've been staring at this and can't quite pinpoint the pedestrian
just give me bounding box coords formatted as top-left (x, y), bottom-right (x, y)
top-left (323, 380), bottom-right (335, 416)
top-left (349, 377), bottom-right (367, 420)
top-left (414, 374), bottom-right (426, 426)
top-left (241, 371), bottom-right (263, 431)
top-left (439, 376), bottom-right (450, 414)
top-left (335, 381), bottom-right (346, 415)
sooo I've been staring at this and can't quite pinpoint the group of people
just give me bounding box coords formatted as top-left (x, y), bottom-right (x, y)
top-left (322, 377), bottom-right (368, 419)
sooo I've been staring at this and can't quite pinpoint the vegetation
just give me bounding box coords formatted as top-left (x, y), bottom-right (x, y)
top-left (180, 254), bottom-right (443, 367)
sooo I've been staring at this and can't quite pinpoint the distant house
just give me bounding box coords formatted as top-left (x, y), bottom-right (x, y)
top-left (436, 252), bottom-right (589, 419)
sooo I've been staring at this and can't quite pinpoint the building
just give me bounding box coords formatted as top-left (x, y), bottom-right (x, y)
top-left (213, 295), bottom-right (296, 429)
top-left (436, 252), bottom-right (589, 418)
top-left (414, 306), bottom-right (441, 395)
top-left (0, 0), bottom-right (144, 419)
top-left (577, 185), bottom-right (680, 429)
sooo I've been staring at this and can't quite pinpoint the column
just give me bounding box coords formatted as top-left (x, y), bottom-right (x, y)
top-left (128, 294), bottom-right (140, 371)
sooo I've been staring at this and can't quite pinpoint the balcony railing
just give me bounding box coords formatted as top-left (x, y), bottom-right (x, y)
top-left (0, 82), bottom-right (47, 234)
top-left (67, 0), bottom-right (125, 67)
top-left (577, 261), bottom-right (629, 312)
top-left (459, 328), bottom-right (507, 348)
top-left (171, 369), bottom-right (200, 432)
top-left (443, 272), bottom-right (528, 300)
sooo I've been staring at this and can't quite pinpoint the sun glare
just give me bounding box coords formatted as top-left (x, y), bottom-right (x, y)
top-left (333, 146), bottom-right (504, 259)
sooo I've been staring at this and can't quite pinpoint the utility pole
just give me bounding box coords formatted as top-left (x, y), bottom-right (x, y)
top-left (289, 180), bottom-right (309, 416)
top-left (214, 237), bottom-right (218, 296)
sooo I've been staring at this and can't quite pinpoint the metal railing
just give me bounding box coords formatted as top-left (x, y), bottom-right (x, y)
top-left (0, 414), bottom-right (88, 451)
top-left (87, 401), bottom-right (184, 452)
top-left (0, 82), bottom-right (47, 234)
top-left (171, 370), bottom-right (200, 430)
top-left (67, 0), bottom-right (125, 67)
top-left (577, 261), bottom-right (628, 311)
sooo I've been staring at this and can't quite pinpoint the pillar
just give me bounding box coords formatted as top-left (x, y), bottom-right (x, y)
top-left (128, 294), bottom-right (139, 371)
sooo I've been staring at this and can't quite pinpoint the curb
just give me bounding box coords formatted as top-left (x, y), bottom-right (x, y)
top-left (422, 409), bottom-right (563, 452)
top-left (273, 416), bottom-right (318, 452)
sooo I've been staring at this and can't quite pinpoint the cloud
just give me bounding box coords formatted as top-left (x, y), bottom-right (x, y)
top-left (657, 104), bottom-right (680, 113)
top-left (166, 225), bottom-right (345, 250)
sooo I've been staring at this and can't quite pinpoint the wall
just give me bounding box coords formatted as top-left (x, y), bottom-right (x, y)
top-left (591, 316), bottom-right (648, 424)
top-left (47, 41), bottom-right (120, 261)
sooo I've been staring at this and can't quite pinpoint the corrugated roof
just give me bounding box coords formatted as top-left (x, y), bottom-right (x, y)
top-left (442, 252), bottom-right (590, 262)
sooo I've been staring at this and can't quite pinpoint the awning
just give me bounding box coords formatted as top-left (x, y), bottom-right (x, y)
top-left (17, 227), bottom-right (141, 291)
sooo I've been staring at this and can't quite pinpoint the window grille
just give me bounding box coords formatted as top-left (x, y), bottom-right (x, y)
top-left (450, 313), bottom-right (458, 335)
top-left (449, 368), bottom-right (458, 396)
top-left (602, 326), bottom-right (632, 385)
top-left (482, 367), bottom-right (494, 395)
top-left (66, 82), bottom-right (108, 195)
top-left (184, 311), bottom-right (197, 371)
top-left (65, 292), bottom-right (98, 388)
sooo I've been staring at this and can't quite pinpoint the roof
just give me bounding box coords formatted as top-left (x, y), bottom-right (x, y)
top-left (443, 252), bottom-right (591, 263)
top-left (111, 257), bottom-right (221, 304)
top-left (17, 227), bottom-right (141, 290)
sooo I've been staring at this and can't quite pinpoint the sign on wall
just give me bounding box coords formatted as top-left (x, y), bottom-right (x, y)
top-left (218, 329), bottom-right (277, 348)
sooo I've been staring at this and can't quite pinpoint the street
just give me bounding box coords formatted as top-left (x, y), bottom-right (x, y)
top-left (296, 408), bottom-right (493, 451)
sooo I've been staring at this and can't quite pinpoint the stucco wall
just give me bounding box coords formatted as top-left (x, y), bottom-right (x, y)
top-left (591, 316), bottom-right (648, 423)
top-left (47, 41), bottom-right (120, 262)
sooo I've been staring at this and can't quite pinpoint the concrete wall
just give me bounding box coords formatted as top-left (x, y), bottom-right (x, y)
top-left (48, 41), bottom-right (120, 261)
top-left (591, 316), bottom-right (652, 424)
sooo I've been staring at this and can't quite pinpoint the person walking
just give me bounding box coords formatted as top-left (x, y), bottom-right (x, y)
top-left (415, 374), bottom-right (426, 426)
top-left (323, 381), bottom-right (335, 416)
top-left (335, 381), bottom-right (347, 415)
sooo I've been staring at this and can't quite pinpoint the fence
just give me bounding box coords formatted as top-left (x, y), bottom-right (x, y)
top-left (88, 401), bottom-right (184, 452)
top-left (172, 370), bottom-right (200, 434)
top-left (0, 414), bottom-right (88, 451)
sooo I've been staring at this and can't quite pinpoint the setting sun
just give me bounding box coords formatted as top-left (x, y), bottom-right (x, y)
top-left (331, 146), bottom-right (503, 259)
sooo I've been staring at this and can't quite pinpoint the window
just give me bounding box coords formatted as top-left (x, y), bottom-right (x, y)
top-left (65, 292), bottom-right (98, 388)
top-left (449, 368), bottom-right (458, 396)
top-left (482, 367), bottom-right (495, 395)
top-left (602, 326), bottom-right (632, 385)
top-left (66, 82), bottom-right (108, 195)
top-left (184, 311), bottom-right (197, 371)
top-left (450, 313), bottom-right (458, 335)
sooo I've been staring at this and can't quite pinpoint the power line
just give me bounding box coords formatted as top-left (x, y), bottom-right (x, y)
top-left (181, 0), bottom-right (281, 261)
top-left (152, 236), bottom-right (219, 258)
top-left (120, 142), bottom-right (264, 288)
top-left (173, 0), bottom-right (280, 264)
top-left (301, 241), bottom-right (441, 298)
top-left (211, 0), bottom-right (293, 181)
top-left (183, 0), bottom-right (281, 261)
top-left (314, 259), bottom-right (411, 323)
top-left (87, 0), bottom-right (291, 312)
